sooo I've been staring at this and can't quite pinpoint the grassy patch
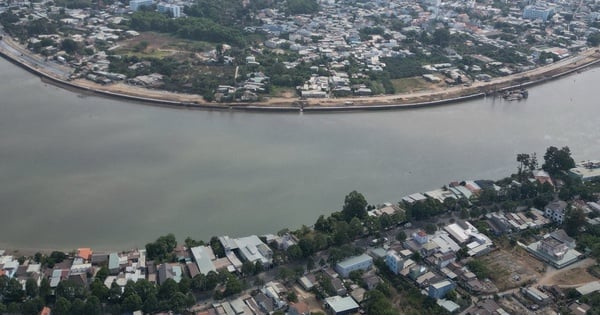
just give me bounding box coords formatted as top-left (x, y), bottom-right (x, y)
top-left (391, 77), bottom-right (431, 93)
top-left (270, 86), bottom-right (297, 97)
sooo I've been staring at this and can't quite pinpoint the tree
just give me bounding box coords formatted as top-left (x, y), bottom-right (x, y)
top-left (287, 291), bottom-right (298, 303)
top-left (25, 278), bottom-right (39, 298)
top-left (564, 207), bottom-right (586, 236)
top-left (71, 298), bottom-right (86, 315)
top-left (90, 278), bottom-right (109, 301)
top-left (542, 146), bottom-right (575, 174)
top-left (122, 293), bottom-right (143, 312)
top-left (342, 191), bottom-right (368, 221)
top-left (95, 266), bottom-right (109, 282)
top-left (21, 297), bottom-right (43, 315)
top-left (158, 278), bottom-right (180, 301)
top-left (588, 32), bottom-right (600, 46)
top-left (84, 296), bottom-right (102, 315)
top-left (143, 293), bottom-right (159, 314)
top-left (39, 277), bottom-right (51, 303)
top-left (53, 297), bottom-right (72, 315)
top-left (396, 231), bottom-right (407, 242)
top-left (146, 233), bottom-right (177, 262)
top-left (432, 28), bottom-right (451, 47)
top-left (3, 278), bottom-right (25, 303)
top-left (56, 280), bottom-right (86, 300)
top-left (287, 244), bottom-right (304, 260)
top-left (61, 38), bottom-right (79, 54)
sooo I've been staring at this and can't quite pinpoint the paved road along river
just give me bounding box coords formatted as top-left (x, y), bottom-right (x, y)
top-left (0, 58), bottom-right (599, 251)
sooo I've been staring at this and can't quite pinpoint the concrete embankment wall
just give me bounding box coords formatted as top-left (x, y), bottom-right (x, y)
top-left (1, 46), bottom-right (599, 113)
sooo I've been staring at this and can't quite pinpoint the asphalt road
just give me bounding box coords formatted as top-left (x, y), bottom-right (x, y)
top-left (0, 28), bottom-right (71, 79)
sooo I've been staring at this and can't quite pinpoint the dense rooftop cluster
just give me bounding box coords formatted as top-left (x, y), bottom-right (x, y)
top-left (2, 0), bottom-right (600, 102)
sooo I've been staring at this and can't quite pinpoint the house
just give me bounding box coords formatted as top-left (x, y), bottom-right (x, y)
top-left (157, 263), bottom-right (183, 285)
top-left (335, 254), bottom-right (373, 278)
top-left (545, 200), bottom-right (568, 223)
top-left (569, 302), bottom-right (591, 315)
top-left (570, 161), bottom-right (600, 182)
top-left (522, 286), bottom-right (551, 305)
top-left (219, 235), bottom-right (273, 267)
top-left (76, 248), bottom-right (93, 261)
top-left (428, 280), bottom-right (455, 299)
top-left (108, 253), bottom-right (120, 275)
top-left (385, 250), bottom-right (404, 275)
top-left (190, 246), bottom-right (217, 275)
top-left (325, 296), bottom-right (359, 315)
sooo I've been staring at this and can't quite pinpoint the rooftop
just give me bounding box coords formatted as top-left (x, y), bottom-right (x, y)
top-left (325, 296), bottom-right (359, 313)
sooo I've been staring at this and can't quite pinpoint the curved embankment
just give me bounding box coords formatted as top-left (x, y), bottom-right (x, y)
top-left (1, 45), bottom-right (599, 113)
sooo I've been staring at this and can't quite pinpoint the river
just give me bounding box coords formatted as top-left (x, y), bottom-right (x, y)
top-left (0, 58), bottom-right (599, 251)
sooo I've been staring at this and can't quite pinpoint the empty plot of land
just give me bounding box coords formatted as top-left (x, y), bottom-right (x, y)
top-left (538, 258), bottom-right (598, 287)
top-left (480, 248), bottom-right (545, 290)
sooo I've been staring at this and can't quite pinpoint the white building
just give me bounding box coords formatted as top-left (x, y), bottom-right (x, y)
top-left (335, 254), bottom-right (373, 278)
top-left (157, 3), bottom-right (182, 18)
top-left (130, 0), bottom-right (153, 11)
top-left (523, 5), bottom-right (555, 21)
top-left (190, 246), bottom-right (217, 275)
top-left (219, 235), bottom-right (273, 267)
top-left (545, 200), bottom-right (568, 223)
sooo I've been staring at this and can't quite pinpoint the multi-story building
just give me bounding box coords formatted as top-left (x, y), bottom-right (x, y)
top-left (523, 5), bottom-right (555, 21)
top-left (545, 200), bottom-right (567, 223)
top-left (157, 3), bottom-right (182, 18)
top-left (130, 0), bottom-right (153, 11)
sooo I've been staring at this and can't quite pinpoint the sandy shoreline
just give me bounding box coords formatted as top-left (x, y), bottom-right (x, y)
top-left (1, 38), bottom-right (600, 112)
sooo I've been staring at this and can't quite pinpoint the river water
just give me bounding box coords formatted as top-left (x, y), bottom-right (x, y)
top-left (1, 58), bottom-right (599, 251)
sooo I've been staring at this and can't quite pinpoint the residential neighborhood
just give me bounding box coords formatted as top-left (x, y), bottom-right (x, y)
top-left (2, 0), bottom-right (600, 104)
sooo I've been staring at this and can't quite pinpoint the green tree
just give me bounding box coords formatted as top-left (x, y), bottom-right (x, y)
top-left (158, 278), bottom-right (179, 301)
top-left (432, 28), bottom-right (451, 47)
top-left (3, 278), bottom-right (25, 303)
top-left (56, 280), bottom-right (87, 300)
top-left (61, 38), bottom-right (79, 54)
top-left (21, 297), bottom-right (43, 315)
top-left (95, 266), bottom-right (109, 282)
top-left (122, 293), bottom-right (143, 312)
top-left (588, 32), bottom-right (600, 46)
top-left (53, 297), bottom-right (72, 315)
top-left (84, 296), bottom-right (102, 315)
top-left (564, 207), bottom-right (586, 236)
top-left (39, 277), bottom-right (51, 303)
top-left (342, 191), bottom-right (368, 221)
top-left (90, 278), bottom-right (109, 301)
top-left (287, 244), bottom-right (304, 260)
top-left (145, 233), bottom-right (177, 262)
top-left (25, 278), bottom-right (39, 298)
top-left (71, 298), bottom-right (86, 315)
top-left (542, 146), bottom-right (575, 174)
top-left (396, 231), bottom-right (407, 242)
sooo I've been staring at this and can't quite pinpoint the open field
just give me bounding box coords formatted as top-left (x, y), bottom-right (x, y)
top-left (292, 285), bottom-right (325, 314)
top-left (113, 32), bottom-right (213, 60)
top-left (538, 258), bottom-right (598, 287)
top-left (391, 77), bottom-right (437, 93)
top-left (480, 248), bottom-right (545, 291)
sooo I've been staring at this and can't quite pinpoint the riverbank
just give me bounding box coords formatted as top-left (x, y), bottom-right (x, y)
top-left (1, 37), bottom-right (599, 112)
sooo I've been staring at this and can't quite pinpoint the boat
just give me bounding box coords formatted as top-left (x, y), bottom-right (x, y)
top-left (502, 89), bottom-right (528, 101)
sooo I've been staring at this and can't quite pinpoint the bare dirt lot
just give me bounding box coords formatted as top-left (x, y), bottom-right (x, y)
top-left (480, 248), bottom-right (546, 291)
top-left (538, 258), bottom-right (598, 287)
top-left (292, 285), bottom-right (325, 314)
